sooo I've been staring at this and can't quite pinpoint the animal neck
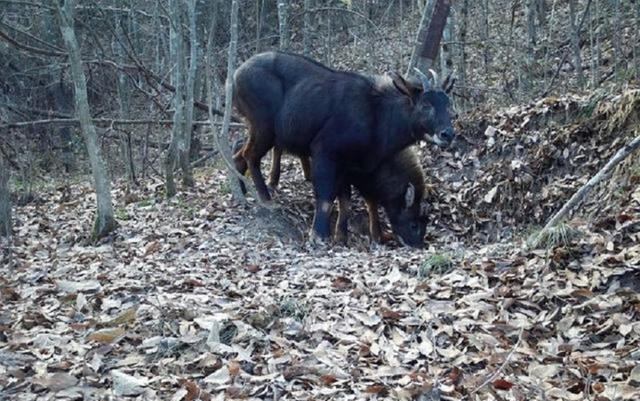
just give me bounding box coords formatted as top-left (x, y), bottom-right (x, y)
top-left (376, 97), bottom-right (418, 156)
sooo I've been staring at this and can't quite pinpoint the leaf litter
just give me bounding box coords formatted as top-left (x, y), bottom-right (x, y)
top-left (1, 90), bottom-right (640, 400)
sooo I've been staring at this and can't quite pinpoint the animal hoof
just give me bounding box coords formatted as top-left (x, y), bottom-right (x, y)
top-left (334, 233), bottom-right (348, 246)
top-left (380, 231), bottom-right (394, 243)
top-left (307, 231), bottom-right (329, 250)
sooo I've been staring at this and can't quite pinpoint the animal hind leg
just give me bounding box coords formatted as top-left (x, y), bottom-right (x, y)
top-left (300, 156), bottom-right (312, 181)
top-left (267, 147), bottom-right (283, 189)
top-left (233, 139), bottom-right (249, 194)
top-left (242, 128), bottom-right (273, 202)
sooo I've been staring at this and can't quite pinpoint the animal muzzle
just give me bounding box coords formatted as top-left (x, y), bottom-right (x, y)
top-left (432, 127), bottom-right (455, 147)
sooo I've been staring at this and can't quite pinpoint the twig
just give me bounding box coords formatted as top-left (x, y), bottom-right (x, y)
top-left (468, 327), bottom-right (524, 397)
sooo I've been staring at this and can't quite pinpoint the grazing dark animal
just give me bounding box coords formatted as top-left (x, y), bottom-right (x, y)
top-left (335, 147), bottom-right (428, 247)
top-left (233, 51), bottom-right (454, 241)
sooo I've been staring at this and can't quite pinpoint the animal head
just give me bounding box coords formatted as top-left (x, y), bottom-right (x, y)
top-left (388, 183), bottom-right (427, 248)
top-left (391, 69), bottom-right (456, 147)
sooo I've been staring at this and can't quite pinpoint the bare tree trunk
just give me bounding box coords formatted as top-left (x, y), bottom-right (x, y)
top-left (58, 0), bottom-right (117, 240)
top-left (569, 0), bottom-right (585, 88)
top-left (635, 0), bottom-right (640, 81)
top-left (219, 0), bottom-right (244, 200)
top-left (180, 0), bottom-right (197, 188)
top-left (479, 0), bottom-right (490, 74)
top-left (278, 0), bottom-right (289, 50)
top-left (407, 0), bottom-right (435, 75)
top-left (612, 0), bottom-right (622, 81)
top-left (439, 12), bottom-right (454, 77)
top-left (165, 0), bottom-right (186, 198)
top-left (0, 155), bottom-right (10, 238)
top-left (457, 0), bottom-right (468, 109)
top-left (590, 0), bottom-right (598, 87)
top-left (594, 0), bottom-right (601, 85)
top-left (542, 0), bottom-right (558, 87)
top-left (419, 0), bottom-right (451, 73)
top-left (256, 0), bottom-right (266, 53)
top-left (303, 0), bottom-right (312, 55)
top-left (114, 13), bottom-right (137, 187)
top-left (524, 0), bottom-right (536, 91)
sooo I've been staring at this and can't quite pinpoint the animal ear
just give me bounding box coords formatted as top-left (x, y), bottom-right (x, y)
top-left (392, 72), bottom-right (420, 99)
top-left (404, 183), bottom-right (415, 208)
top-left (442, 72), bottom-right (456, 94)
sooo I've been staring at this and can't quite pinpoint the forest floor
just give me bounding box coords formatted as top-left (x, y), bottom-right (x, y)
top-left (1, 89), bottom-right (640, 401)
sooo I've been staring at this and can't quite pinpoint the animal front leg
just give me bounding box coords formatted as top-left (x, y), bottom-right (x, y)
top-left (309, 157), bottom-right (339, 241)
top-left (365, 198), bottom-right (382, 244)
top-left (335, 186), bottom-right (351, 244)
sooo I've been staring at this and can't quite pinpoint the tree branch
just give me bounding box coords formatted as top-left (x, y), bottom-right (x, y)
top-left (0, 118), bottom-right (245, 129)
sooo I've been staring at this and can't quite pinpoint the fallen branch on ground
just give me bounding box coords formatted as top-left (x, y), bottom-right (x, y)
top-left (531, 134), bottom-right (640, 247)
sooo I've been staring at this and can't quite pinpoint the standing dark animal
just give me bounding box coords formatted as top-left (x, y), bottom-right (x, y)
top-left (233, 51), bottom-right (454, 241)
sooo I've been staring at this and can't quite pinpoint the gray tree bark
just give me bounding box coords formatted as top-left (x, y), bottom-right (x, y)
top-left (180, 0), bottom-right (197, 188)
top-left (524, 0), bottom-right (536, 91)
top-left (635, 0), bottom-right (640, 81)
top-left (218, 0), bottom-right (244, 200)
top-left (612, 0), bottom-right (622, 80)
top-left (278, 0), bottom-right (289, 50)
top-left (422, 0), bottom-right (451, 73)
top-left (303, 0), bottom-right (312, 55)
top-left (114, 12), bottom-right (137, 187)
top-left (407, 0), bottom-right (435, 75)
top-left (439, 11), bottom-right (454, 77)
top-left (165, 0), bottom-right (186, 198)
top-left (0, 155), bottom-right (11, 238)
top-left (457, 0), bottom-right (468, 108)
top-left (479, 0), bottom-right (490, 74)
top-left (58, 0), bottom-right (117, 240)
top-left (569, 0), bottom-right (585, 88)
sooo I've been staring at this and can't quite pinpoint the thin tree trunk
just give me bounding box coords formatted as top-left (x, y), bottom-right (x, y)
top-left (114, 12), bottom-right (137, 187)
top-left (590, 0), bottom-right (597, 87)
top-left (419, 0), bottom-right (451, 73)
top-left (58, 0), bottom-right (117, 240)
top-left (439, 12), bottom-right (453, 77)
top-left (181, 0), bottom-right (197, 188)
top-left (278, 0), bottom-right (289, 50)
top-left (524, 0), bottom-right (536, 91)
top-left (0, 155), bottom-right (11, 238)
top-left (407, 0), bottom-right (435, 75)
top-left (458, 0), bottom-right (468, 109)
top-left (219, 0), bottom-right (243, 200)
top-left (303, 0), bottom-right (312, 55)
top-left (635, 0), bottom-right (640, 81)
top-left (612, 0), bottom-right (622, 81)
top-left (569, 0), bottom-right (585, 88)
top-left (165, 0), bottom-right (186, 198)
top-left (479, 0), bottom-right (490, 74)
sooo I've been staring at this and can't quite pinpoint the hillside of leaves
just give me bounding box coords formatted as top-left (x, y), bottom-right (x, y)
top-left (1, 89), bottom-right (639, 400)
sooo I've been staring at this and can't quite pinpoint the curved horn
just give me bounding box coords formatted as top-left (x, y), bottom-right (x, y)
top-left (413, 67), bottom-right (432, 91)
top-left (428, 69), bottom-right (439, 87)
